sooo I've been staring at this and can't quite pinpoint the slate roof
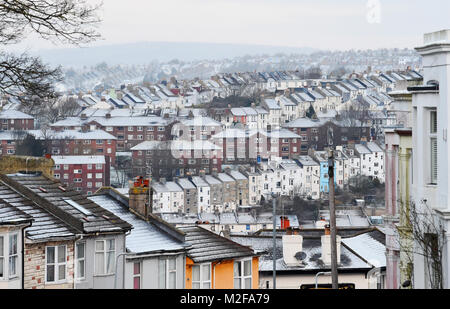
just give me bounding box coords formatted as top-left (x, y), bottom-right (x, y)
top-left (89, 194), bottom-right (188, 254)
top-left (190, 176), bottom-right (209, 187)
top-left (0, 176), bottom-right (78, 241)
top-left (0, 173), bottom-right (131, 241)
top-left (231, 234), bottom-right (373, 273)
top-left (0, 198), bottom-right (33, 226)
top-left (228, 170), bottom-right (247, 181)
top-left (341, 230), bottom-right (386, 268)
top-left (215, 173), bottom-right (234, 183)
top-left (152, 181), bottom-right (183, 193)
top-left (177, 225), bottom-right (256, 263)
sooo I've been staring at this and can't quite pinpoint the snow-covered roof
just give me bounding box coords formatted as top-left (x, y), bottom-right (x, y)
top-left (0, 131), bottom-right (18, 140)
top-left (52, 155), bottom-right (106, 165)
top-left (152, 181), bottom-right (183, 193)
top-left (204, 175), bottom-right (222, 185)
top-left (366, 141), bottom-right (383, 153)
top-left (297, 156), bottom-right (320, 167)
top-left (354, 144), bottom-right (371, 155)
top-left (178, 225), bottom-right (256, 263)
top-left (284, 117), bottom-right (325, 128)
top-left (190, 176), bottom-right (209, 187)
top-left (264, 98), bottom-right (281, 110)
top-left (89, 194), bottom-right (187, 254)
top-left (28, 129), bottom-right (117, 140)
top-left (179, 116), bottom-right (222, 127)
top-left (212, 128), bottom-right (247, 139)
top-left (231, 235), bottom-right (372, 273)
top-left (131, 140), bottom-right (220, 151)
top-left (342, 231), bottom-right (386, 268)
top-left (229, 170), bottom-right (247, 181)
top-left (176, 178), bottom-right (196, 190)
top-left (0, 110), bottom-right (34, 119)
top-left (216, 173), bottom-right (234, 183)
top-left (319, 208), bottom-right (370, 228)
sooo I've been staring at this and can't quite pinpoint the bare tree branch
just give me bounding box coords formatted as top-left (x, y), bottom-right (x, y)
top-left (0, 0), bottom-right (102, 45)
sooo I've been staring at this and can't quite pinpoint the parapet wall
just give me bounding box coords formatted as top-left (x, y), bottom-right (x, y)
top-left (0, 156), bottom-right (54, 178)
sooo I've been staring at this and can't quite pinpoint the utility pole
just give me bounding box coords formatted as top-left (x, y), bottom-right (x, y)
top-left (327, 126), bottom-right (338, 290)
top-left (328, 148), bottom-right (338, 289)
top-left (272, 193), bottom-right (277, 289)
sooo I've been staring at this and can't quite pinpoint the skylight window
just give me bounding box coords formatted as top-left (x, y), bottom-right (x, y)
top-left (62, 198), bottom-right (92, 216)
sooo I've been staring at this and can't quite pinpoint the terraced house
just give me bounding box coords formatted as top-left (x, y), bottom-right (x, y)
top-left (0, 156), bottom-right (132, 289)
top-left (179, 225), bottom-right (259, 289)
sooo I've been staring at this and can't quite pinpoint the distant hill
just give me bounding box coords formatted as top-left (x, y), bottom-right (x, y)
top-left (34, 42), bottom-right (318, 67)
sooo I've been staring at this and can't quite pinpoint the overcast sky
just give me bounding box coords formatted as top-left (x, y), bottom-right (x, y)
top-left (12, 0), bottom-right (450, 52)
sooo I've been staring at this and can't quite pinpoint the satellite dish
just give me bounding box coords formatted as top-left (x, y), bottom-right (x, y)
top-left (294, 251), bottom-right (307, 261)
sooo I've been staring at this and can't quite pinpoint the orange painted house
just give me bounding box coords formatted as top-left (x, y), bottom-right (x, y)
top-left (178, 226), bottom-right (260, 289)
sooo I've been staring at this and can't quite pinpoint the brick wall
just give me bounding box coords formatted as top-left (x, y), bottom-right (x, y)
top-left (24, 240), bottom-right (75, 289)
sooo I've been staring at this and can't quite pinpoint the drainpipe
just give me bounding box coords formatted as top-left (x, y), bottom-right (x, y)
top-left (22, 222), bottom-right (32, 289)
top-left (114, 252), bottom-right (130, 289)
top-left (114, 231), bottom-right (131, 289)
top-left (73, 234), bottom-right (85, 289)
top-left (367, 267), bottom-right (383, 289)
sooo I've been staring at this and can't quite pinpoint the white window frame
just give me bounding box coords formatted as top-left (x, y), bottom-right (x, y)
top-left (45, 245), bottom-right (67, 284)
top-left (8, 233), bottom-right (18, 279)
top-left (75, 242), bottom-right (86, 281)
top-left (233, 259), bottom-right (252, 289)
top-left (158, 257), bottom-right (177, 289)
top-left (191, 263), bottom-right (211, 289)
top-left (95, 239), bottom-right (115, 275)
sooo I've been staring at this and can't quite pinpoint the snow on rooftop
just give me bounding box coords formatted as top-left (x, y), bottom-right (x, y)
top-left (52, 155), bottom-right (106, 165)
top-left (89, 195), bottom-right (186, 254)
top-left (0, 110), bottom-right (34, 119)
top-left (342, 233), bottom-right (386, 268)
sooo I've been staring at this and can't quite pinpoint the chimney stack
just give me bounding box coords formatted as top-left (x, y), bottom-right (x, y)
top-left (321, 225), bottom-right (341, 266)
top-left (282, 234), bottom-right (304, 267)
top-left (128, 177), bottom-right (152, 219)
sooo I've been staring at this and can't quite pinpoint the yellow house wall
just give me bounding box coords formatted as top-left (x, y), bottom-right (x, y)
top-left (185, 256), bottom-right (259, 289)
